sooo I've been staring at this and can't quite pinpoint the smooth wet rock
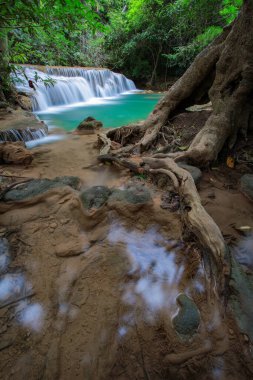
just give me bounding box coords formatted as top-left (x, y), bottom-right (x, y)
top-left (229, 253), bottom-right (253, 341)
top-left (110, 185), bottom-right (151, 204)
top-left (172, 294), bottom-right (200, 337)
top-left (178, 163), bottom-right (202, 183)
top-left (240, 174), bottom-right (253, 201)
top-left (80, 186), bottom-right (111, 209)
top-left (76, 116), bottom-right (103, 135)
top-left (3, 176), bottom-right (80, 202)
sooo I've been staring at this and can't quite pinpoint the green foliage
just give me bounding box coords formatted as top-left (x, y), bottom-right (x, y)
top-left (0, 0), bottom-right (244, 96)
top-left (101, 0), bottom-right (243, 81)
top-left (221, 0), bottom-right (243, 23)
top-left (0, 0), bottom-right (102, 97)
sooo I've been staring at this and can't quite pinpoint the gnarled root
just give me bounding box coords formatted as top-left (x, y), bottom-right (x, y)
top-left (142, 157), bottom-right (225, 272)
top-left (98, 152), bottom-right (226, 276)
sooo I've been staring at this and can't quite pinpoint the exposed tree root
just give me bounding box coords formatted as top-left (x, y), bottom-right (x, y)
top-left (98, 154), bottom-right (226, 278)
top-left (142, 157), bottom-right (225, 272)
top-left (103, 1), bottom-right (253, 165)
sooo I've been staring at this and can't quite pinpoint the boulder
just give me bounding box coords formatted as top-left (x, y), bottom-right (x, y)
top-left (0, 142), bottom-right (33, 165)
top-left (3, 176), bottom-right (80, 202)
top-left (172, 293), bottom-right (200, 337)
top-left (110, 184), bottom-right (151, 205)
top-left (76, 116), bottom-right (103, 135)
top-left (240, 174), bottom-right (253, 201)
top-left (178, 163), bottom-right (202, 183)
top-left (80, 186), bottom-right (111, 209)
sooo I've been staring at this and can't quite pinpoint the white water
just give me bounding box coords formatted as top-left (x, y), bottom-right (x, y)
top-left (0, 127), bottom-right (47, 142)
top-left (14, 67), bottom-right (136, 112)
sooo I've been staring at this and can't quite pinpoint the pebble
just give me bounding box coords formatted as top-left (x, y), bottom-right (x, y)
top-left (49, 222), bottom-right (57, 229)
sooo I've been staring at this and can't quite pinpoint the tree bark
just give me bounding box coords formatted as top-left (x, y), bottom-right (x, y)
top-left (0, 30), bottom-right (10, 101)
top-left (107, 1), bottom-right (253, 164)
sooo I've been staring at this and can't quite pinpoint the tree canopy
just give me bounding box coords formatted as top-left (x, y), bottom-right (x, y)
top-left (0, 0), bottom-right (243, 97)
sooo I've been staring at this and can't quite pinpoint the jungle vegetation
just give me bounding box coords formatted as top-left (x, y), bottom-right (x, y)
top-left (0, 0), bottom-right (242, 92)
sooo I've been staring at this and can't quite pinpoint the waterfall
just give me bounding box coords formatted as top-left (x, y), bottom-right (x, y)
top-left (0, 127), bottom-right (47, 142)
top-left (14, 67), bottom-right (136, 112)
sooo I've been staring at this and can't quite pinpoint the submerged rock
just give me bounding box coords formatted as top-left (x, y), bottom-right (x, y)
top-left (3, 176), bottom-right (80, 202)
top-left (110, 185), bottom-right (151, 204)
top-left (240, 174), bottom-right (253, 201)
top-left (80, 186), bottom-right (111, 209)
top-left (178, 163), bottom-right (202, 183)
top-left (76, 116), bottom-right (103, 135)
top-left (172, 293), bottom-right (200, 337)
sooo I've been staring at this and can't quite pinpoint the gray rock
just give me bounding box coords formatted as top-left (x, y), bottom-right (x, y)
top-left (3, 176), bottom-right (80, 201)
top-left (0, 238), bottom-right (10, 273)
top-left (172, 293), bottom-right (200, 337)
top-left (240, 174), bottom-right (253, 201)
top-left (229, 251), bottom-right (253, 341)
top-left (80, 186), bottom-right (111, 209)
top-left (76, 116), bottom-right (103, 135)
top-left (110, 185), bottom-right (151, 204)
top-left (178, 163), bottom-right (202, 183)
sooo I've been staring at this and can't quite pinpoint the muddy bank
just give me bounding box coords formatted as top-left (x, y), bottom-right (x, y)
top-left (0, 130), bottom-right (253, 379)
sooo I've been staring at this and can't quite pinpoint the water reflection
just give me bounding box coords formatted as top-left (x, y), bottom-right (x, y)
top-left (108, 225), bottom-right (184, 312)
top-left (234, 233), bottom-right (253, 269)
top-left (0, 274), bottom-right (30, 304)
top-left (18, 302), bottom-right (45, 332)
top-left (0, 238), bottom-right (45, 334)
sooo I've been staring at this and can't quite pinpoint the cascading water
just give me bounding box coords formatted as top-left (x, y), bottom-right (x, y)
top-left (0, 127), bottom-right (47, 142)
top-left (14, 67), bottom-right (136, 112)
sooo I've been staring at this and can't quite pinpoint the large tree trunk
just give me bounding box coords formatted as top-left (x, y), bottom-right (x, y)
top-left (0, 31), bottom-right (10, 102)
top-left (107, 0), bottom-right (253, 164)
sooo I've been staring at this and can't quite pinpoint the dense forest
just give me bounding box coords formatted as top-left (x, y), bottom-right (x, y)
top-left (0, 0), bottom-right (242, 93)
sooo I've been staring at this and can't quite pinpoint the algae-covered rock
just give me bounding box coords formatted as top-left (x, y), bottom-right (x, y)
top-left (240, 174), bottom-right (253, 201)
top-left (80, 186), bottom-right (111, 209)
top-left (172, 293), bottom-right (200, 337)
top-left (76, 116), bottom-right (103, 135)
top-left (110, 185), bottom-right (151, 205)
top-left (3, 176), bottom-right (80, 202)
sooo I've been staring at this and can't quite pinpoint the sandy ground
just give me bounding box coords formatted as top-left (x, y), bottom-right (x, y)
top-left (0, 131), bottom-right (253, 379)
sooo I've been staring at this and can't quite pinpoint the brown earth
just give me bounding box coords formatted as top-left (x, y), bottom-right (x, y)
top-left (0, 128), bottom-right (253, 379)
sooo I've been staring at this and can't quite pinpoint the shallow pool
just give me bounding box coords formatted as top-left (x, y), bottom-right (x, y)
top-left (36, 93), bottom-right (162, 131)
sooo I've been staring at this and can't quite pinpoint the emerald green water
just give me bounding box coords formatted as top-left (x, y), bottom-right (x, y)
top-left (36, 93), bottom-right (162, 131)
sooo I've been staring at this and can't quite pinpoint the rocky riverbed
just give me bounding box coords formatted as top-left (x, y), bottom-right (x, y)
top-left (0, 108), bottom-right (253, 379)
